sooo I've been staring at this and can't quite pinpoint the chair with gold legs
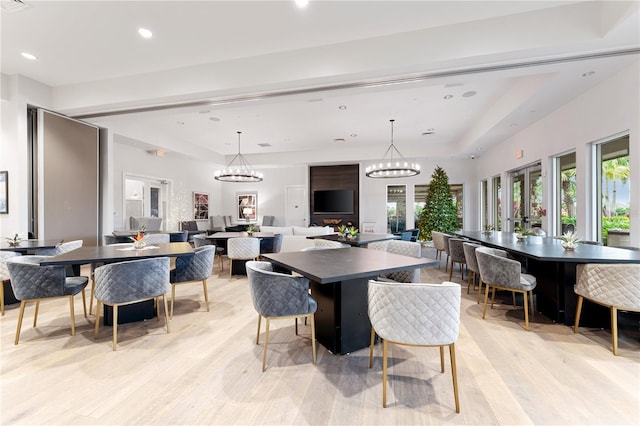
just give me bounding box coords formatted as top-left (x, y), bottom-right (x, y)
top-left (574, 263), bottom-right (640, 355)
top-left (6, 256), bottom-right (88, 345)
top-left (368, 280), bottom-right (461, 412)
top-left (227, 237), bottom-right (260, 278)
top-left (170, 245), bottom-right (215, 317)
top-left (93, 257), bottom-right (171, 350)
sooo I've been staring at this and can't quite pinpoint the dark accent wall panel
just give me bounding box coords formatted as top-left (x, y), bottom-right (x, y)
top-left (309, 164), bottom-right (359, 227)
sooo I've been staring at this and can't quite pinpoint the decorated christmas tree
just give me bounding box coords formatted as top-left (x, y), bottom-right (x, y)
top-left (418, 166), bottom-right (458, 240)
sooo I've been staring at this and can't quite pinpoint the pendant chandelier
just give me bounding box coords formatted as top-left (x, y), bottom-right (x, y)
top-left (365, 119), bottom-right (420, 178)
top-left (214, 131), bottom-right (263, 182)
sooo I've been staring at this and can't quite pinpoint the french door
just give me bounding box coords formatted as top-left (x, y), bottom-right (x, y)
top-left (508, 163), bottom-right (542, 232)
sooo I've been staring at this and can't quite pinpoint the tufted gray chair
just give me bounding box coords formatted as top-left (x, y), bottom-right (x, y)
top-left (441, 234), bottom-right (453, 272)
top-left (262, 215), bottom-right (275, 226)
top-left (170, 246), bottom-right (215, 317)
top-left (227, 237), bottom-right (260, 278)
top-left (246, 261), bottom-right (317, 372)
top-left (475, 246), bottom-right (536, 331)
top-left (574, 263), bottom-right (640, 355)
top-left (314, 239), bottom-right (349, 249)
top-left (170, 230), bottom-right (189, 242)
top-left (103, 235), bottom-right (118, 245)
top-left (368, 280), bottom-right (461, 412)
top-left (462, 242), bottom-right (482, 298)
top-left (34, 239), bottom-right (83, 256)
top-left (194, 235), bottom-right (225, 272)
top-left (431, 231), bottom-right (447, 267)
top-left (93, 257), bottom-right (171, 350)
top-left (142, 233), bottom-right (170, 245)
top-left (0, 251), bottom-right (21, 316)
top-left (7, 256), bottom-right (88, 345)
top-left (271, 233), bottom-right (284, 253)
top-left (368, 240), bottom-right (422, 283)
top-left (447, 238), bottom-right (468, 282)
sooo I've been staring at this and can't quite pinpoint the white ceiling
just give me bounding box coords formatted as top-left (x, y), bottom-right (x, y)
top-left (2, 0), bottom-right (639, 164)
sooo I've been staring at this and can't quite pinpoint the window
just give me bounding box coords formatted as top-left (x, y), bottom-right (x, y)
top-left (596, 135), bottom-right (630, 245)
top-left (555, 151), bottom-right (576, 235)
top-left (387, 185), bottom-right (406, 233)
top-left (492, 175), bottom-right (502, 230)
top-left (509, 164), bottom-right (541, 232)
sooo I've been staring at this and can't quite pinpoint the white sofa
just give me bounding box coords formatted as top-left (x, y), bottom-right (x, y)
top-left (260, 225), bottom-right (334, 252)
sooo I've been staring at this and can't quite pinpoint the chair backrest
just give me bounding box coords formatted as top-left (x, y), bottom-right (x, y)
top-left (35, 239), bottom-right (83, 256)
top-left (143, 233), bottom-right (170, 245)
top-left (223, 215), bottom-right (234, 228)
top-left (448, 238), bottom-right (467, 263)
top-left (173, 246), bottom-right (215, 283)
top-left (209, 215), bottom-right (226, 231)
top-left (193, 234), bottom-right (213, 248)
top-left (6, 256), bottom-right (67, 299)
top-left (368, 240), bottom-right (421, 283)
top-left (227, 237), bottom-right (260, 260)
top-left (180, 221), bottom-right (198, 231)
top-left (170, 230), bottom-right (189, 242)
top-left (0, 251), bottom-right (21, 281)
top-left (262, 215), bottom-right (275, 226)
top-left (442, 234), bottom-right (453, 255)
top-left (462, 242), bottom-right (481, 274)
top-left (431, 231), bottom-right (446, 251)
top-left (410, 228), bottom-right (420, 242)
top-left (130, 216), bottom-right (163, 232)
top-left (94, 257), bottom-right (170, 304)
top-left (314, 239), bottom-right (349, 249)
top-left (575, 263), bottom-right (640, 310)
top-left (397, 231), bottom-right (412, 241)
top-left (246, 261), bottom-right (316, 317)
top-left (475, 246), bottom-right (521, 288)
top-left (580, 241), bottom-right (602, 246)
top-left (368, 280), bottom-right (461, 346)
top-left (271, 234), bottom-right (284, 253)
top-left (104, 235), bottom-right (118, 245)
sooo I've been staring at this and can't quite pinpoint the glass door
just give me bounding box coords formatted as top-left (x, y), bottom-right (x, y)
top-left (508, 163), bottom-right (542, 232)
top-left (387, 185), bottom-right (406, 233)
top-left (124, 175), bottom-right (169, 230)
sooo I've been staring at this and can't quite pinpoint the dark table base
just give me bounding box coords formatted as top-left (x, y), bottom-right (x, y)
top-left (311, 277), bottom-right (371, 355)
top-left (102, 300), bottom-right (155, 325)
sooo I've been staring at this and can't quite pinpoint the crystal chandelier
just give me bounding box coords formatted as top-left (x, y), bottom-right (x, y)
top-left (214, 131), bottom-right (263, 182)
top-left (365, 119), bottom-right (420, 178)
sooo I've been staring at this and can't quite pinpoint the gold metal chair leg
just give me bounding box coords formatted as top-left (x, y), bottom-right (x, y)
top-left (310, 314), bottom-right (317, 365)
top-left (69, 295), bottom-right (76, 336)
top-left (163, 295), bottom-right (171, 333)
top-left (256, 314), bottom-right (262, 344)
top-left (611, 307), bottom-right (618, 355)
top-left (512, 292), bottom-right (516, 307)
top-left (450, 343), bottom-right (460, 413)
top-left (81, 289), bottom-right (87, 318)
top-left (477, 278), bottom-right (483, 304)
top-left (1, 282), bottom-right (5, 316)
top-left (439, 346), bottom-right (445, 373)
top-left (482, 285), bottom-right (490, 319)
top-left (529, 291), bottom-right (535, 316)
top-left (202, 279), bottom-right (209, 312)
top-left (573, 295), bottom-right (583, 333)
top-left (382, 339), bottom-right (388, 408)
top-left (490, 288), bottom-right (496, 309)
top-left (94, 301), bottom-right (101, 338)
top-left (33, 300), bottom-right (40, 327)
top-left (369, 327), bottom-right (376, 368)
top-left (112, 304), bottom-right (119, 351)
top-left (89, 279), bottom-right (95, 315)
top-left (523, 291), bottom-right (530, 331)
top-left (229, 260), bottom-right (233, 278)
top-left (448, 262), bottom-right (454, 281)
top-left (171, 285), bottom-right (176, 318)
top-left (156, 296), bottom-right (161, 321)
top-left (262, 318), bottom-right (271, 372)
top-left (15, 301), bottom-right (26, 345)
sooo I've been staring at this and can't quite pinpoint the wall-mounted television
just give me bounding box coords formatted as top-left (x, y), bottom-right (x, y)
top-left (313, 189), bottom-right (355, 214)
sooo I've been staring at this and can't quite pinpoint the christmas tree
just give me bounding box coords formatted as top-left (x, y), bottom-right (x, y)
top-left (418, 166), bottom-right (458, 240)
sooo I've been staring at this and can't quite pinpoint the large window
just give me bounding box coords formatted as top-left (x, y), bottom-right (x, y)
top-left (509, 164), bottom-right (542, 232)
top-left (555, 151), bottom-right (576, 235)
top-left (387, 185), bottom-right (406, 233)
top-left (492, 175), bottom-right (502, 230)
top-left (596, 135), bottom-right (630, 245)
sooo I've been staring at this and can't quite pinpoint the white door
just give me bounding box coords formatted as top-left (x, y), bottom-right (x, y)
top-left (285, 185), bottom-right (307, 227)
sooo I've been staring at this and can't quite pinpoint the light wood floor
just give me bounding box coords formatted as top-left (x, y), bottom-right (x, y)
top-left (1, 260), bottom-right (639, 425)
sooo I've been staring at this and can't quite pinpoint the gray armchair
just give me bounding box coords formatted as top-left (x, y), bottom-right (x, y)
top-left (368, 280), bottom-right (461, 412)
top-left (368, 240), bottom-right (421, 283)
top-left (193, 234), bottom-right (225, 272)
top-left (0, 251), bottom-right (21, 316)
top-left (170, 245), bottom-right (215, 317)
top-left (35, 239), bottom-right (83, 256)
top-left (93, 257), bottom-right (171, 350)
top-left (447, 238), bottom-right (467, 281)
top-left (475, 246), bottom-right (537, 331)
top-left (7, 256), bottom-right (88, 345)
top-left (130, 216), bottom-right (162, 231)
top-left (431, 231), bottom-right (447, 267)
top-left (246, 261), bottom-right (317, 372)
top-left (462, 242), bottom-right (482, 299)
top-left (262, 215), bottom-right (275, 226)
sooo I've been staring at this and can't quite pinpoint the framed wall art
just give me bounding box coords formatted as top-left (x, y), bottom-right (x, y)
top-left (237, 192), bottom-right (257, 222)
top-left (193, 192), bottom-right (209, 219)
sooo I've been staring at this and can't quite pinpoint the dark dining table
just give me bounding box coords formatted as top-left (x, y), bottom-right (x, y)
top-left (40, 242), bottom-right (194, 324)
top-left (0, 239), bottom-right (61, 253)
top-left (455, 231), bottom-right (640, 326)
top-left (206, 232), bottom-right (275, 274)
top-left (263, 248), bottom-right (439, 354)
top-left (307, 232), bottom-right (399, 247)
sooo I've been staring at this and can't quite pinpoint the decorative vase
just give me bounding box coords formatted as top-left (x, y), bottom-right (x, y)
top-left (562, 242), bottom-right (576, 250)
top-left (133, 239), bottom-right (146, 249)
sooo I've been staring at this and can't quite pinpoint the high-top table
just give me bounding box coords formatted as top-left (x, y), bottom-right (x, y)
top-left (263, 248), bottom-right (438, 354)
top-left (307, 232), bottom-right (399, 247)
top-left (455, 231), bottom-right (640, 326)
top-left (40, 242), bottom-right (194, 324)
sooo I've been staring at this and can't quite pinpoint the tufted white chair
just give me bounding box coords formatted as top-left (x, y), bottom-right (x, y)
top-left (0, 251), bottom-right (21, 316)
top-left (314, 239), bottom-right (349, 249)
top-left (170, 246), bottom-right (215, 317)
top-left (93, 257), bottom-right (171, 350)
top-left (142, 233), bottom-right (170, 245)
top-left (368, 240), bottom-right (422, 283)
top-left (475, 246), bottom-right (536, 331)
top-left (368, 280), bottom-right (461, 412)
top-left (574, 263), bottom-right (640, 355)
top-left (227, 237), bottom-right (260, 278)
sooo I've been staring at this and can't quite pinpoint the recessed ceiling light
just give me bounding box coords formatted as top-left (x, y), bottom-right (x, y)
top-left (295, 0), bottom-right (309, 8)
top-left (510, 123), bottom-right (519, 127)
top-left (462, 91), bottom-right (477, 98)
top-left (21, 52), bottom-right (37, 60)
top-left (308, 98), bottom-right (323, 103)
top-left (444, 95), bottom-right (453, 100)
top-left (257, 143), bottom-right (272, 147)
top-left (422, 129), bottom-right (436, 135)
top-left (199, 110), bottom-right (211, 114)
top-left (333, 138), bottom-right (345, 142)
top-left (138, 28), bottom-right (153, 39)
top-left (338, 105), bottom-right (347, 110)
top-left (177, 121), bottom-right (184, 125)
top-left (350, 134), bottom-right (357, 137)
top-left (582, 71), bottom-right (595, 77)
top-left (209, 117), bottom-right (221, 122)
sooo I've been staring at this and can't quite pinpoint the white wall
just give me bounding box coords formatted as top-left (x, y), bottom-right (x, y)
top-left (475, 59), bottom-right (639, 246)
